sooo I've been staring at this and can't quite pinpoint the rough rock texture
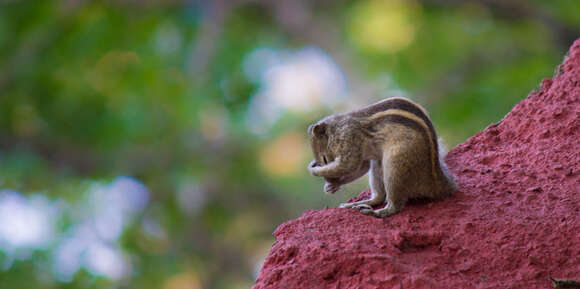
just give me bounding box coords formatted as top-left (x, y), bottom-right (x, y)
top-left (253, 39), bottom-right (580, 289)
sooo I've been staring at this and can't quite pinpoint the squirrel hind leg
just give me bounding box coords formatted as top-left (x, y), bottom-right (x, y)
top-left (379, 146), bottom-right (415, 216)
top-left (362, 202), bottom-right (401, 218)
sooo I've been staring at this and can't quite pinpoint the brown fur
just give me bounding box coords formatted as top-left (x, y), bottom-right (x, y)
top-left (308, 97), bottom-right (457, 217)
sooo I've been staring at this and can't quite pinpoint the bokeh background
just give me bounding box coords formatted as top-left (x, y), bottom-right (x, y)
top-left (0, 0), bottom-right (578, 288)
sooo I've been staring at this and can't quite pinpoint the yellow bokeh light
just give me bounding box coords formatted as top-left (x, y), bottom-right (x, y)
top-left (259, 132), bottom-right (308, 177)
top-left (348, 0), bottom-right (421, 53)
top-left (162, 272), bottom-right (201, 289)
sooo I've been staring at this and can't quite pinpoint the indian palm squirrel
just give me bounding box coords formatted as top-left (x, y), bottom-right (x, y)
top-left (307, 97), bottom-right (457, 217)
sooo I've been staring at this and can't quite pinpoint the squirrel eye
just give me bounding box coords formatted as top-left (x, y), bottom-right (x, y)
top-left (323, 156), bottom-right (328, 165)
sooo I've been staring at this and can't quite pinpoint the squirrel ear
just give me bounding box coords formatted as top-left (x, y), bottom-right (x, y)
top-left (312, 122), bottom-right (327, 137)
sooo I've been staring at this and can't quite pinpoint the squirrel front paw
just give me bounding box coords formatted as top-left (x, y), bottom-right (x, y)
top-left (308, 161), bottom-right (323, 176)
top-left (324, 182), bottom-right (341, 194)
top-left (308, 160), bottom-right (318, 169)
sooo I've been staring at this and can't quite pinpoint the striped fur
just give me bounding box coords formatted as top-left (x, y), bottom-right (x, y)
top-left (308, 97), bottom-right (456, 217)
top-left (366, 107), bottom-right (440, 181)
top-left (353, 98), bottom-right (439, 153)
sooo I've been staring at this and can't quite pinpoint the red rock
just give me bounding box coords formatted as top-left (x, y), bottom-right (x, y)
top-left (253, 39), bottom-right (580, 289)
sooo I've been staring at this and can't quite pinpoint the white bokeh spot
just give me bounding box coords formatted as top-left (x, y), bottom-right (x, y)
top-left (244, 46), bottom-right (347, 134)
top-left (0, 191), bottom-right (59, 252)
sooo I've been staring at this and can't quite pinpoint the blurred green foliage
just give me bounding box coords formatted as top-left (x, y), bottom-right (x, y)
top-left (0, 0), bottom-right (578, 288)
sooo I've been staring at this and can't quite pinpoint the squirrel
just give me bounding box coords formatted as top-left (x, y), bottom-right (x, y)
top-left (307, 97), bottom-right (457, 217)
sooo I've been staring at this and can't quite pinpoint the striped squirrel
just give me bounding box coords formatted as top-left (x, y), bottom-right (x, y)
top-left (307, 97), bottom-right (457, 217)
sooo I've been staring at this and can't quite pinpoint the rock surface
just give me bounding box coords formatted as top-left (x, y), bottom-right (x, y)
top-left (253, 39), bottom-right (580, 289)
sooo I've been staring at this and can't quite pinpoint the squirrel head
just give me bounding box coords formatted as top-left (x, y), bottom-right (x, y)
top-left (308, 120), bottom-right (333, 169)
top-left (308, 114), bottom-right (349, 169)
top-left (307, 113), bottom-right (369, 166)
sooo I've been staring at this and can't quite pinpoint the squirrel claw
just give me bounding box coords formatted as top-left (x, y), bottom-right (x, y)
top-left (360, 208), bottom-right (375, 215)
top-left (324, 182), bottom-right (341, 194)
top-left (338, 202), bottom-right (351, 208)
top-left (352, 204), bottom-right (373, 210)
